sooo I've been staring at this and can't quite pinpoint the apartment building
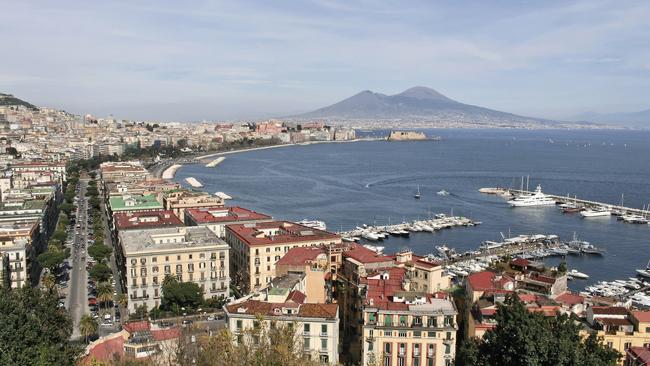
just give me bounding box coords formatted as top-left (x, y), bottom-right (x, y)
top-left (225, 221), bottom-right (341, 294)
top-left (184, 206), bottom-right (272, 238)
top-left (583, 307), bottom-right (650, 364)
top-left (0, 237), bottom-right (28, 288)
top-left (162, 190), bottom-right (224, 222)
top-left (99, 161), bottom-right (151, 184)
top-left (119, 226), bottom-right (229, 313)
top-left (225, 290), bottom-right (340, 364)
top-left (360, 269), bottom-right (458, 366)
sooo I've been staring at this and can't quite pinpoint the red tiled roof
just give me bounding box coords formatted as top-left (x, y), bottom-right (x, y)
top-left (362, 267), bottom-right (409, 310)
top-left (632, 310), bottom-right (650, 323)
top-left (151, 327), bottom-right (182, 341)
top-left (276, 246), bottom-right (326, 266)
top-left (85, 335), bottom-right (124, 363)
top-left (591, 306), bottom-right (628, 315)
top-left (527, 273), bottom-right (556, 284)
top-left (226, 221), bottom-right (340, 247)
top-left (123, 320), bottom-right (150, 333)
top-left (343, 244), bottom-right (393, 264)
top-left (596, 318), bottom-right (633, 326)
top-left (511, 258), bottom-right (530, 267)
top-left (554, 292), bottom-right (585, 306)
top-left (114, 210), bottom-right (183, 231)
top-left (186, 206), bottom-right (272, 224)
top-left (627, 347), bottom-right (650, 364)
top-left (467, 271), bottom-right (513, 291)
top-left (287, 290), bottom-right (306, 304)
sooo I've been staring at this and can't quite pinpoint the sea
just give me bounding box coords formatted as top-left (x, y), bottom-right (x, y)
top-left (175, 128), bottom-right (650, 291)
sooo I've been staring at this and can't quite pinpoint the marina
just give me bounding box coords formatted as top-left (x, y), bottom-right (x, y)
top-left (482, 185), bottom-right (650, 220)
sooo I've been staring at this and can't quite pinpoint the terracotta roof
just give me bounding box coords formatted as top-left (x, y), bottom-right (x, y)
top-left (511, 258), bottom-right (530, 267)
top-left (591, 306), bottom-right (628, 315)
top-left (287, 290), bottom-right (306, 304)
top-left (299, 303), bottom-right (339, 319)
top-left (466, 271), bottom-right (514, 291)
top-left (632, 310), bottom-right (650, 323)
top-left (554, 292), bottom-right (585, 306)
top-left (186, 206), bottom-right (272, 224)
top-left (123, 321), bottom-right (150, 333)
top-left (226, 221), bottom-right (340, 247)
top-left (343, 244), bottom-right (393, 264)
top-left (596, 317), bottom-right (633, 326)
top-left (84, 335), bottom-right (124, 363)
top-left (276, 246), bottom-right (326, 266)
top-left (362, 267), bottom-right (408, 309)
top-left (626, 347), bottom-right (650, 365)
top-left (151, 327), bottom-right (182, 341)
top-left (114, 210), bottom-right (183, 231)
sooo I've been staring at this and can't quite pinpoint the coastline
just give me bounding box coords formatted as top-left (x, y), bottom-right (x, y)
top-left (158, 138), bottom-right (383, 179)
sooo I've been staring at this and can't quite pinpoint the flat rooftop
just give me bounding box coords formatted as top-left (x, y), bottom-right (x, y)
top-left (226, 221), bottom-right (340, 247)
top-left (109, 195), bottom-right (163, 211)
top-left (186, 206), bottom-right (272, 224)
top-left (119, 226), bottom-right (227, 254)
top-left (114, 210), bottom-right (183, 231)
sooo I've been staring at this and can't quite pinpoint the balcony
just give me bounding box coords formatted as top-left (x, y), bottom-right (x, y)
top-left (319, 332), bottom-right (328, 337)
top-left (365, 335), bottom-right (375, 343)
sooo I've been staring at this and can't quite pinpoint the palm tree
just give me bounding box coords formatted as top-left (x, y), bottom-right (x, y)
top-left (117, 293), bottom-right (128, 309)
top-left (79, 314), bottom-right (98, 343)
top-left (41, 272), bottom-right (56, 292)
top-left (96, 282), bottom-right (114, 310)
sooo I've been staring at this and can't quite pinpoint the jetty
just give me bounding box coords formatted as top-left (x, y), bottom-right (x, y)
top-left (206, 156), bottom-right (225, 168)
top-left (161, 164), bottom-right (182, 179)
top-left (481, 187), bottom-right (650, 217)
top-left (185, 177), bottom-right (203, 188)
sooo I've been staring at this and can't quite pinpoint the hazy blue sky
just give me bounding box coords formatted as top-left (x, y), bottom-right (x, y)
top-left (2, 0), bottom-right (649, 121)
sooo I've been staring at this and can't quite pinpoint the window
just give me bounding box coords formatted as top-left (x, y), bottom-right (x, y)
top-left (607, 341), bottom-right (613, 348)
top-left (384, 343), bottom-right (391, 354)
top-left (165, 256), bottom-right (169, 261)
top-left (189, 254), bottom-right (192, 259)
top-left (266, 248), bottom-right (270, 253)
top-left (303, 337), bottom-right (310, 350)
top-left (398, 343), bottom-right (406, 355)
top-left (399, 315), bottom-right (407, 326)
top-left (624, 342), bottom-right (632, 350)
top-left (398, 356), bottom-right (405, 366)
top-left (321, 338), bottom-right (327, 350)
top-left (384, 331), bottom-right (392, 337)
top-left (414, 344), bottom-right (421, 356)
top-left (152, 257), bottom-right (157, 263)
top-left (413, 316), bottom-right (422, 326)
top-left (304, 323), bottom-right (310, 335)
top-left (385, 315), bottom-right (392, 326)
top-left (428, 331), bottom-right (436, 338)
top-left (427, 344), bottom-right (435, 358)
top-left (444, 315), bottom-right (454, 327)
top-left (321, 324), bottom-right (327, 335)
top-left (428, 317), bottom-right (437, 327)
top-left (413, 331), bottom-right (421, 337)
top-left (177, 255), bottom-right (181, 260)
top-left (398, 331), bottom-right (407, 337)
top-left (445, 344), bottom-right (451, 354)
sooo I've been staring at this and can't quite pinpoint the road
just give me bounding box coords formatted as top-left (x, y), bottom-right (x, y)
top-left (68, 179), bottom-right (89, 340)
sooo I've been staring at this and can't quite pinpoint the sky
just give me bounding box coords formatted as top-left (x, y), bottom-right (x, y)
top-left (1, 0), bottom-right (650, 121)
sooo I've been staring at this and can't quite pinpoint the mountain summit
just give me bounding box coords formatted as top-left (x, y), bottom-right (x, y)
top-left (291, 86), bottom-right (550, 126)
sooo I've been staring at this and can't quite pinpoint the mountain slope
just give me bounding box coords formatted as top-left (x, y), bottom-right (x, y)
top-left (0, 93), bottom-right (38, 110)
top-left (569, 110), bottom-right (650, 128)
top-left (292, 87), bottom-right (551, 125)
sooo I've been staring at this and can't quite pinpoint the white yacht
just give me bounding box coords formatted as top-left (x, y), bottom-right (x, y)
top-left (297, 219), bottom-right (327, 231)
top-left (636, 260), bottom-right (650, 278)
top-left (507, 185), bottom-right (556, 207)
top-left (580, 208), bottom-right (611, 218)
top-left (437, 190), bottom-right (450, 196)
top-left (567, 269), bottom-right (589, 279)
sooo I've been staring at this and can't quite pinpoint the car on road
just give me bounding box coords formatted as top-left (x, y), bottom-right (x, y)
top-left (181, 319), bottom-right (193, 327)
top-left (88, 298), bottom-right (97, 306)
top-left (207, 315), bottom-right (215, 321)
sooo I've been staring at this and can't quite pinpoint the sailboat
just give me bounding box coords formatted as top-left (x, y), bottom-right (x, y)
top-left (414, 185), bottom-right (421, 199)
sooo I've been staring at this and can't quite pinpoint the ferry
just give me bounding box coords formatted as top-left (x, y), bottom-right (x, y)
top-left (507, 185), bottom-right (556, 207)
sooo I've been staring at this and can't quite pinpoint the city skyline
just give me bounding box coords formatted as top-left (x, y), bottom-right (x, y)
top-left (2, 0), bottom-right (650, 121)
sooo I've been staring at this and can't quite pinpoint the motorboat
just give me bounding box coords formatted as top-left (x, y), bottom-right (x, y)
top-left (361, 232), bottom-right (380, 241)
top-left (414, 185), bottom-right (421, 199)
top-left (581, 245), bottom-right (604, 255)
top-left (636, 260), bottom-right (650, 278)
top-left (580, 208), bottom-right (611, 218)
top-left (297, 219), bottom-right (327, 231)
top-left (437, 190), bottom-right (450, 196)
top-left (567, 269), bottom-right (589, 279)
top-left (507, 185), bottom-right (557, 207)
top-left (622, 214), bottom-right (649, 224)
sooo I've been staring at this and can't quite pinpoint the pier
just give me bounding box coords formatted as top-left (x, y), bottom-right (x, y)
top-left (481, 187), bottom-right (650, 216)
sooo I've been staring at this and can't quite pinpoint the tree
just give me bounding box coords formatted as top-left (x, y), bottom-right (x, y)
top-left (0, 286), bottom-right (81, 364)
top-left (59, 202), bottom-right (75, 216)
top-left (88, 244), bottom-right (112, 262)
top-left (457, 295), bottom-right (621, 366)
top-left (89, 263), bottom-right (113, 282)
top-left (37, 248), bottom-right (69, 271)
top-left (89, 171), bottom-right (97, 179)
top-left (97, 282), bottom-right (114, 309)
top-left (557, 261), bottom-right (568, 274)
top-left (79, 314), bottom-right (99, 343)
top-left (117, 293), bottom-right (128, 309)
top-left (50, 230), bottom-right (67, 243)
top-left (161, 276), bottom-right (203, 310)
top-left (186, 317), bottom-right (323, 366)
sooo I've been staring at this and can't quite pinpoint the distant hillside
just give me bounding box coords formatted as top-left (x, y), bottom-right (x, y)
top-left (290, 86), bottom-right (556, 126)
top-left (569, 110), bottom-right (650, 128)
top-left (0, 93), bottom-right (38, 110)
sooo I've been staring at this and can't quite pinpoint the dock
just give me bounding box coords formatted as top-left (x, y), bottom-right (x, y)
top-left (481, 187), bottom-right (650, 216)
top-left (206, 157), bottom-right (225, 168)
